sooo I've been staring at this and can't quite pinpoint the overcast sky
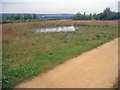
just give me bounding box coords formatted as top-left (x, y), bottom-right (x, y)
top-left (1, 0), bottom-right (119, 14)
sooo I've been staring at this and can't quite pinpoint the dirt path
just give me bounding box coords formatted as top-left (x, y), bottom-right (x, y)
top-left (16, 38), bottom-right (118, 88)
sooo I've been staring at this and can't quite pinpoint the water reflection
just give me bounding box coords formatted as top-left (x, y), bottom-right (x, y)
top-left (35, 26), bottom-right (75, 32)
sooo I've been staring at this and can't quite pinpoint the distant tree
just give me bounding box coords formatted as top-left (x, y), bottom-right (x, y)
top-left (102, 8), bottom-right (111, 20)
top-left (73, 12), bottom-right (90, 20)
top-left (89, 13), bottom-right (92, 20)
top-left (109, 12), bottom-right (117, 20)
top-left (6, 16), bottom-right (15, 21)
top-left (83, 12), bottom-right (86, 20)
top-left (73, 7), bottom-right (119, 20)
top-left (14, 15), bottom-right (21, 20)
top-left (73, 12), bottom-right (83, 20)
top-left (92, 13), bottom-right (97, 19)
top-left (24, 14), bottom-right (32, 20)
top-left (33, 14), bottom-right (37, 19)
top-left (96, 13), bottom-right (103, 20)
top-left (83, 12), bottom-right (89, 20)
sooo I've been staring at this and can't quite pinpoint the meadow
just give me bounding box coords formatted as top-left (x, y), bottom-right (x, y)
top-left (2, 20), bottom-right (119, 88)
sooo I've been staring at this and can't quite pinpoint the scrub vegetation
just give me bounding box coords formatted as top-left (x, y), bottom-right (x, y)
top-left (2, 20), bottom-right (119, 88)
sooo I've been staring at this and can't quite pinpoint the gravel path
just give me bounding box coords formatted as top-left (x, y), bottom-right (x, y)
top-left (16, 38), bottom-right (118, 88)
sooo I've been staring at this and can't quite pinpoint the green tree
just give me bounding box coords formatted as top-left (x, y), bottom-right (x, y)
top-left (89, 13), bottom-right (92, 20)
top-left (73, 7), bottom-right (119, 20)
top-left (24, 14), bottom-right (32, 20)
top-left (73, 12), bottom-right (83, 20)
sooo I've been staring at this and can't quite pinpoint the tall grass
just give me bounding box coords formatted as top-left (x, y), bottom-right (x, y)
top-left (2, 20), bottom-right (118, 88)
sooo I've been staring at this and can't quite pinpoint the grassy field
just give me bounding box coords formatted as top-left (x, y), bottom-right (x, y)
top-left (2, 20), bottom-right (119, 88)
top-left (0, 18), bottom-right (2, 22)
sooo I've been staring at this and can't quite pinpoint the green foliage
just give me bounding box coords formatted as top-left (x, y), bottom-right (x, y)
top-left (24, 14), bottom-right (33, 20)
top-left (73, 8), bottom-right (119, 20)
top-left (97, 8), bottom-right (118, 20)
top-left (73, 12), bottom-right (89, 20)
top-left (2, 14), bottom-right (40, 23)
top-left (0, 18), bottom-right (2, 22)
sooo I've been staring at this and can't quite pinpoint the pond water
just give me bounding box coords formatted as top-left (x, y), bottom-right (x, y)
top-left (34, 26), bottom-right (75, 32)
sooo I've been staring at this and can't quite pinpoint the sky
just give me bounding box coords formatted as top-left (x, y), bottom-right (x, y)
top-left (0, 0), bottom-right (119, 14)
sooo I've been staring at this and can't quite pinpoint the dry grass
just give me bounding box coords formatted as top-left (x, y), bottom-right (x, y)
top-left (2, 20), bottom-right (118, 88)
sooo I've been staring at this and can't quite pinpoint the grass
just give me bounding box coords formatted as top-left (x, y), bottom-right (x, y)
top-left (2, 20), bottom-right (119, 88)
top-left (0, 18), bottom-right (2, 22)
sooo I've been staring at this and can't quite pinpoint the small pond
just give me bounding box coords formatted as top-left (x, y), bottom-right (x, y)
top-left (34, 26), bottom-right (76, 32)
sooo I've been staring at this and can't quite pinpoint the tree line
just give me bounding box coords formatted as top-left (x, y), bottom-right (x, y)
top-left (73, 8), bottom-right (120, 20)
top-left (2, 14), bottom-right (38, 23)
top-left (1, 8), bottom-right (120, 23)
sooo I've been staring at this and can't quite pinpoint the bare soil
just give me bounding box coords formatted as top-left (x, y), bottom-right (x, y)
top-left (16, 38), bottom-right (118, 88)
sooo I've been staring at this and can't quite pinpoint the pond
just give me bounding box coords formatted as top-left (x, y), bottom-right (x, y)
top-left (34, 26), bottom-right (76, 32)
